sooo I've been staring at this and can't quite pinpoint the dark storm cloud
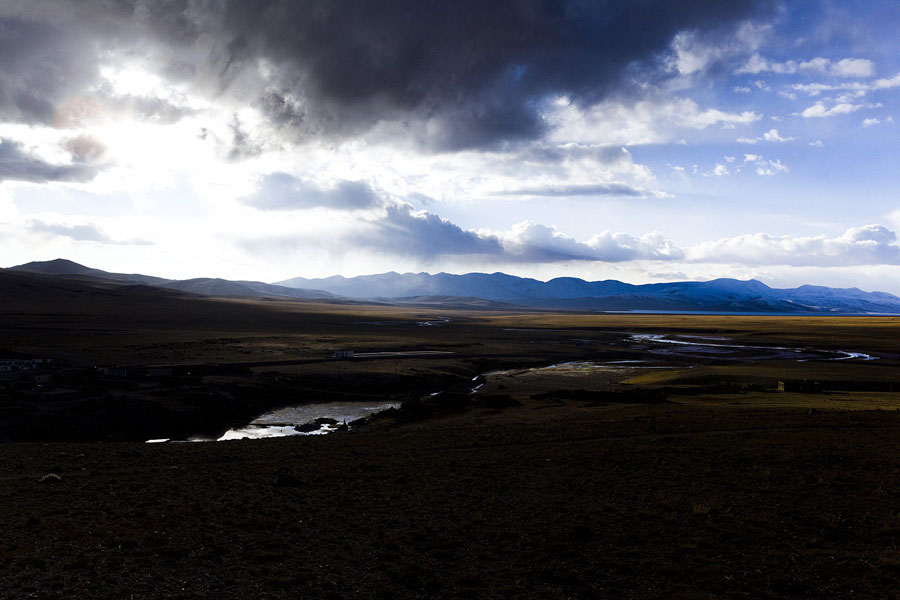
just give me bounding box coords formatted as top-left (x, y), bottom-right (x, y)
top-left (357, 204), bottom-right (504, 257)
top-left (0, 16), bottom-right (99, 125)
top-left (214, 0), bottom-right (775, 149)
top-left (0, 4), bottom-right (197, 129)
top-left (0, 1), bottom-right (775, 148)
top-left (0, 138), bottom-right (97, 183)
top-left (241, 173), bottom-right (382, 211)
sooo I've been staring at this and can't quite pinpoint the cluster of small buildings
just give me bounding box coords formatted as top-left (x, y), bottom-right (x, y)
top-left (0, 358), bottom-right (55, 387)
top-left (0, 358), bottom-right (52, 373)
top-left (97, 366), bottom-right (129, 378)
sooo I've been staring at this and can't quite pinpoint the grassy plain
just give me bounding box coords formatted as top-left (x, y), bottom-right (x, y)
top-left (3, 280), bottom-right (900, 597)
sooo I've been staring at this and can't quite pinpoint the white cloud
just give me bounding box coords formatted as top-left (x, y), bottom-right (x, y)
top-left (688, 225), bottom-right (900, 267)
top-left (800, 101), bottom-right (880, 118)
top-left (742, 153), bottom-right (787, 175)
top-left (245, 206), bottom-right (686, 265)
top-left (712, 163), bottom-right (729, 177)
top-left (871, 73), bottom-right (900, 90)
top-left (667, 23), bottom-right (770, 76)
top-left (792, 72), bottom-right (900, 96)
top-left (762, 129), bottom-right (793, 142)
top-left (809, 140), bottom-right (823, 147)
top-left (249, 213), bottom-right (900, 271)
top-left (832, 58), bottom-right (877, 77)
top-left (862, 116), bottom-right (894, 127)
top-left (755, 159), bottom-right (788, 176)
top-left (736, 53), bottom-right (772, 75)
top-left (248, 199), bottom-right (900, 276)
top-left (668, 32), bottom-right (716, 76)
top-left (736, 53), bottom-right (875, 78)
top-left (737, 128), bottom-right (794, 144)
top-left (496, 221), bottom-right (683, 263)
top-left (733, 86), bottom-right (751, 93)
top-left (547, 97), bottom-right (760, 146)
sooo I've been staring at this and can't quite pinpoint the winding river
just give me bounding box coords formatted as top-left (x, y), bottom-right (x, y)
top-left (148, 332), bottom-right (878, 443)
top-left (628, 333), bottom-right (877, 361)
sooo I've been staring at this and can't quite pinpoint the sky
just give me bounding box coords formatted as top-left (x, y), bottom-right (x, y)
top-left (1, 1), bottom-right (899, 291)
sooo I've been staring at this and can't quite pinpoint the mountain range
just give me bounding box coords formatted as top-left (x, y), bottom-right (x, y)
top-left (6, 259), bottom-right (900, 314)
top-left (277, 271), bottom-right (900, 314)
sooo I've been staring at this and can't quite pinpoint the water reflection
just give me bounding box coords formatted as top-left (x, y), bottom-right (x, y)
top-left (217, 401), bottom-right (400, 441)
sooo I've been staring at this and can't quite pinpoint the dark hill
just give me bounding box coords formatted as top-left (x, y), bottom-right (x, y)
top-left (9, 259), bottom-right (339, 302)
top-left (10, 258), bottom-right (171, 286)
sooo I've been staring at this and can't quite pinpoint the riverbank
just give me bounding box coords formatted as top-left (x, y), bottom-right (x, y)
top-left (3, 400), bottom-right (900, 598)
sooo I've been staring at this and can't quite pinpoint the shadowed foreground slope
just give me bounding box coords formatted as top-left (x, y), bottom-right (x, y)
top-left (2, 403), bottom-right (900, 599)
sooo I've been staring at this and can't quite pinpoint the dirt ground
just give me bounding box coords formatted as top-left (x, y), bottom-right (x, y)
top-left (3, 399), bottom-right (900, 599)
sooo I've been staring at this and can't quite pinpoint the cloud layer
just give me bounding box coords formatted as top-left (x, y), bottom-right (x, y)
top-left (220, 0), bottom-right (774, 149)
top-left (737, 54), bottom-right (875, 78)
top-left (0, 138), bottom-right (97, 183)
top-left (0, 0), bottom-right (775, 151)
top-left (27, 219), bottom-right (152, 245)
top-left (241, 173), bottom-right (381, 211)
top-left (690, 225), bottom-right (900, 267)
